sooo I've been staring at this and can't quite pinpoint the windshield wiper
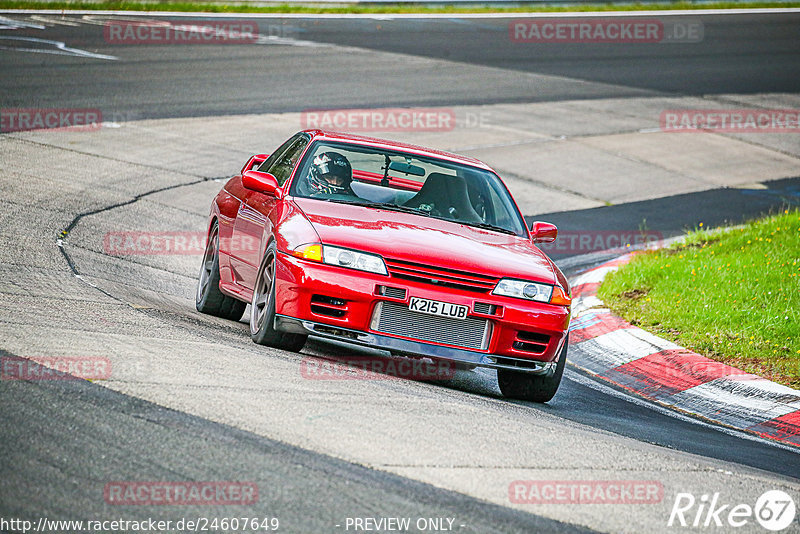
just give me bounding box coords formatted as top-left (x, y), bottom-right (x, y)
top-left (324, 199), bottom-right (431, 216)
top-left (458, 221), bottom-right (518, 236)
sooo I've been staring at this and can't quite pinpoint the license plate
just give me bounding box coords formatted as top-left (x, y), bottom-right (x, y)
top-left (408, 297), bottom-right (469, 320)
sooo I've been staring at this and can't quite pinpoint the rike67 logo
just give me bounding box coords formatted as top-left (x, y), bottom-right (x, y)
top-left (668, 490), bottom-right (796, 531)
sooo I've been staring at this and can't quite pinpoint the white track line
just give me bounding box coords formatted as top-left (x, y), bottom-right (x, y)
top-left (30, 15), bottom-right (80, 26)
top-left (0, 15), bottom-right (45, 29)
top-left (0, 36), bottom-right (118, 60)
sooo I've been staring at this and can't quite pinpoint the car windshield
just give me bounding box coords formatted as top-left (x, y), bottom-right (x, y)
top-left (290, 141), bottom-right (528, 237)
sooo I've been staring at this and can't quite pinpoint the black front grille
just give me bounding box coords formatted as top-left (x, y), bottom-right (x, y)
top-left (372, 302), bottom-right (490, 350)
top-left (384, 258), bottom-right (498, 293)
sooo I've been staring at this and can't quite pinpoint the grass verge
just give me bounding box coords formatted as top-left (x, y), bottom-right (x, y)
top-left (598, 209), bottom-right (800, 388)
top-left (1, 0), bottom-right (799, 13)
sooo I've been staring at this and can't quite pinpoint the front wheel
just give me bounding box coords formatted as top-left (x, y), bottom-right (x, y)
top-left (250, 242), bottom-right (307, 352)
top-left (497, 335), bottom-right (568, 403)
top-left (196, 222), bottom-right (246, 321)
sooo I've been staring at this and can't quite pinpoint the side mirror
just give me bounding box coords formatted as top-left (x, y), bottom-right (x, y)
top-left (242, 170), bottom-right (281, 197)
top-left (530, 221), bottom-right (558, 243)
top-left (240, 153), bottom-right (269, 175)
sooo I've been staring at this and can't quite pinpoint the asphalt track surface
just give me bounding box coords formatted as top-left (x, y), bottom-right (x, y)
top-left (0, 357), bottom-right (590, 534)
top-left (1, 12), bottom-right (799, 117)
top-left (1, 10), bottom-right (800, 534)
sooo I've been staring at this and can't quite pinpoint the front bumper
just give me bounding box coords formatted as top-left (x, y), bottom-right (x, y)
top-left (276, 315), bottom-right (562, 375)
top-left (274, 251), bottom-right (570, 373)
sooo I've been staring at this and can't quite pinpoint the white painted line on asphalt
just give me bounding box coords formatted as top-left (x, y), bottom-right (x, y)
top-left (2, 8), bottom-right (800, 18)
top-left (254, 34), bottom-right (330, 47)
top-left (30, 15), bottom-right (81, 26)
top-left (79, 14), bottom-right (163, 25)
top-left (0, 36), bottom-right (118, 59)
top-left (0, 15), bottom-right (45, 29)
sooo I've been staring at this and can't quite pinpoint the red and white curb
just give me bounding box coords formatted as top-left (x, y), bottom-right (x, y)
top-left (568, 254), bottom-right (800, 448)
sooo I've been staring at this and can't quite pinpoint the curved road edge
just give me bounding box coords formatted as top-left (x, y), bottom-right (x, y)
top-left (567, 252), bottom-right (800, 449)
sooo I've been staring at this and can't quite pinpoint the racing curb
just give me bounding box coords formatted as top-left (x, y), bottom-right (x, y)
top-left (567, 253), bottom-right (800, 448)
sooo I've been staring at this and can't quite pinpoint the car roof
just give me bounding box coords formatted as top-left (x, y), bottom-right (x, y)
top-left (302, 129), bottom-right (495, 172)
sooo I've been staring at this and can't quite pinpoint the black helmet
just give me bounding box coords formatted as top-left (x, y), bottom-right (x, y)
top-left (308, 151), bottom-right (353, 195)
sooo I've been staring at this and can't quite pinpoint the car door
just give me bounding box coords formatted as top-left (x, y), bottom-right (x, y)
top-left (230, 134), bottom-right (310, 290)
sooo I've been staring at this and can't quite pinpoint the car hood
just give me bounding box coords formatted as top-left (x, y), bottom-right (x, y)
top-left (293, 198), bottom-right (556, 284)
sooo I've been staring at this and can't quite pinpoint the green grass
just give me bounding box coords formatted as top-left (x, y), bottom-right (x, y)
top-left (2, 0), bottom-right (799, 13)
top-left (598, 209), bottom-right (800, 388)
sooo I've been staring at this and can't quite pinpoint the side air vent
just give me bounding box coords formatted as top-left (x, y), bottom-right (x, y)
top-left (310, 294), bottom-right (348, 318)
top-left (512, 331), bottom-right (551, 354)
top-left (473, 302), bottom-right (498, 315)
top-left (377, 285), bottom-right (407, 300)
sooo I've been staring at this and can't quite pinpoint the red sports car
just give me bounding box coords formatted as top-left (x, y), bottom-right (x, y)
top-left (196, 130), bottom-right (571, 402)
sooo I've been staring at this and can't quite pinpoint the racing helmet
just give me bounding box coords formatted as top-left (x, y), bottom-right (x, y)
top-left (308, 151), bottom-right (353, 195)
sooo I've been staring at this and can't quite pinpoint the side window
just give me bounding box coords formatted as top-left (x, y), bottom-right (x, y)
top-left (257, 137), bottom-right (295, 173)
top-left (262, 136), bottom-right (309, 187)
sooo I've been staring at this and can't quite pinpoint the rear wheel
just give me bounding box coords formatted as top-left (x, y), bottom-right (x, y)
top-left (196, 222), bottom-right (246, 321)
top-left (250, 242), bottom-right (307, 352)
top-left (497, 335), bottom-right (568, 403)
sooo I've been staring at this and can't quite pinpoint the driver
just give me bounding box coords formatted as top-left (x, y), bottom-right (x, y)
top-left (303, 151), bottom-right (356, 197)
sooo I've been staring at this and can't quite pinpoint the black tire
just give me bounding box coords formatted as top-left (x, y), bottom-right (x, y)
top-left (196, 222), bottom-right (247, 321)
top-left (250, 242), bottom-right (307, 352)
top-left (497, 335), bottom-right (568, 403)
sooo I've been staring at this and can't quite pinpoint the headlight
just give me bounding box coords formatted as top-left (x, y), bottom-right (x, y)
top-left (322, 245), bottom-right (388, 276)
top-left (492, 279), bottom-right (553, 303)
